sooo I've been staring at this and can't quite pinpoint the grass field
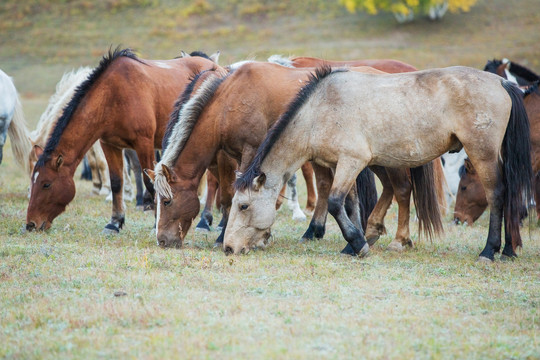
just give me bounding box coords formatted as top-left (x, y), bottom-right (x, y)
top-left (1, 0), bottom-right (540, 358)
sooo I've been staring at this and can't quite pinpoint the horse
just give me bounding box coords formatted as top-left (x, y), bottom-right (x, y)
top-left (270, 54), bottom-right (449, 249)
top-left (146, 62), bottom-right (379, 250)
top-left (224, 66), bottom-right (532, 262)
top-left (0, 68), bottom-right (31, 172)
top-left (455, 60), bottom-right (540, 226)
top-left (441, 148), bottom-right (467, 204)
top-left (26, 47), bottom-right (222, 233)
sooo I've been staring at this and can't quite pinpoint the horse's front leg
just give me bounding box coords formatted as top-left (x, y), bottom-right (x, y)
top-left (385, 167), bottom-right (413, 251)
top-left (214, 152), bottom-right (236, 246)
top-left (301, 162), bottom-right (317, 215)
top-left (195, 170), bottom-right (218, 232)
top-left (134, 143), bottom-right (158, 212)
top-left (327, 158), bottom-right (369, 257)
top-left (100, 142), bottom-right (125, 234)
top-left (286, 173), bottom-right (307, 221)
top-left (301, 163), bottom-right (331, 241)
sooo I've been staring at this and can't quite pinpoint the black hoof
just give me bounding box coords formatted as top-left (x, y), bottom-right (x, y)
top-left (340, 243), bottom-right (356, 256)
top-left (103, 223), bottom-right (120, 235)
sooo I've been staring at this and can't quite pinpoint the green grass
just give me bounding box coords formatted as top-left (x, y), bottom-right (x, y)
top-left (1, 0), bottom-right (540, 358)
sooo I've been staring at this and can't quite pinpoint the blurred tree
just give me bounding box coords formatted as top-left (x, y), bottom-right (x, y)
top-left (340, 0), bottom-right (478, 23)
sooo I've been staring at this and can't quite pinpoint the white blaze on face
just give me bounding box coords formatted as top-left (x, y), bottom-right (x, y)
top-left (154, 62), bottom-right (172, 69)
top-left (33, 171), bottom-right (39, 185)
top-left (155, 193), bottom-right (161, 244)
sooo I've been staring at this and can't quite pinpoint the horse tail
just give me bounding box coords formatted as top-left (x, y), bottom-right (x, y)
top-left (355, 167), bottom-right (377, 231)
top-left (7, 95), bottom-right (31, 174)
top-left (433, 157), bottom-right (449, 215)
top-left (501, 80), bottom-right (533, 250)
top-left (410, 161), bottom-right (444, 240)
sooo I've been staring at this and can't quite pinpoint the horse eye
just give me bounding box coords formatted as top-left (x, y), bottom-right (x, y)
top-left (461, 186), bottom-right (466, 191)
top-left (163, 199), bottom-right (172, 207)
top-left (43, 183), bottom-right (51, 189)
top-left (240, 204), bottom-right (249, 211)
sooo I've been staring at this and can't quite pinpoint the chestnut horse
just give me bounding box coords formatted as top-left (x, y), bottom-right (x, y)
top-left (0, 68), bottom-right (31, 172)
top-left (455, 60), bottom-right (540, 227)
top-left (225, 66), bottom-right (532, 261)
top-left (147, 62), bottom-right (379, 249)
top-left (26, 47), bottom-right (222, 233)
top-left (271, 54), bottom-right (448, 250)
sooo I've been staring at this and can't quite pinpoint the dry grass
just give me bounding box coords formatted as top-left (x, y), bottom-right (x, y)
top-left (1, 0), bottom-right (540, 358)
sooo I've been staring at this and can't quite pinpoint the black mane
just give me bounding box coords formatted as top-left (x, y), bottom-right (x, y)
top-left (36, 46), bottom-right (144, 168)
top-left (524, 80), bottom-right (540, 98)
top-left (162, 70), bottom-right (212, 151)
top-left (189, 51), bottom-right (211, 60)
top-left (483, 59), bottom-right (502, 73)
top-left (234, 65), bottom-right (347, 191)
top-left (507, 61), bottom-right (540, 83)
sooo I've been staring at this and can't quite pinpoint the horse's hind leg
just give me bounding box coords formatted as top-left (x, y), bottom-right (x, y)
top-left (364, 166), bottom-right (393, 245)
top-left (301, 162), bottom-right (317, 215)
top-left (124, 149), bottom-right (143, 207)
top-left (196, 170), bottom-right (218, 232)
top-left (385, 168), bottom-right (414, 251)
top-left (327, 158), bottom-right (370, 257)
top-left (286, 173), bottom-right (307, 221)
top-left (100, 142), bottom-right (125, 234)
top-left (302, 163), bottom-right (331, 241)
top-left (214, 153), bottom-right (236, 246)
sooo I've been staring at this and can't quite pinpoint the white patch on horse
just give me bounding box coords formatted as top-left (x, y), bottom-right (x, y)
top-left (156, 193), bottom-right (161, 244)
top-left (154, 61), bottom-right (172, 69)
top-left (33, 171), bottom-right (39, 184)
top-left (474, 112), bottom-right (493, 129)
top-left (504, 69), bottom-right (519, 85)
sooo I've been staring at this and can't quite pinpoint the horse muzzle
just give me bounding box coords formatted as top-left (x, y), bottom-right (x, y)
top-left (25, 220), bottom-right (48, 232)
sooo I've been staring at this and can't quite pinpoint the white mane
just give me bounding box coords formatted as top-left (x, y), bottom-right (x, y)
top-left (267, 54), bottom-right (294, 68)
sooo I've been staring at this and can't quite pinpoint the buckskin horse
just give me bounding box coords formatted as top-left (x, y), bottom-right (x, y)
top-left (455, 60), bottom-right (540, 230)
top-left (225, 66), bottom-right (532, 261)
top-left (270, 54), bottom-right (448, 250)
top-left (0, 68), bottom-right (31, 173)
top-left (26, 47), bottom-right (222, 233)
top-left (147, 62), bottom-right (385, 250)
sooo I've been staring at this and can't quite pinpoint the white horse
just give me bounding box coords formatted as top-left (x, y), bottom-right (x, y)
top-left (0, 68), bottom-right (31, 172)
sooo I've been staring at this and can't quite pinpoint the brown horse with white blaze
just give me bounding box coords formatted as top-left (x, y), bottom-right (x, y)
top-left (225, 67), bottom-right (532, 261)
top-left (26, 47), bottom-right (221, 233)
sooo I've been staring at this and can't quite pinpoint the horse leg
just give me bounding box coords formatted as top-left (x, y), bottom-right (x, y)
top-left (86, 144), bottom-right (102, 195)
top-left (301, 163), bottom-right (331, 241)
top-left (196, 170), bottom-right (218, 232)
top-left (124, 149), bottom-right (144, 209)
top-left (327, 159), bottom-right (370, 257)
top-left (122, 150), bottom-right (134, 203)
top-left (535, 172), bottom-right (540, 224)
top-left (134, 143), bottom-right (157, 214)
top-left (214, 152), bottom-right (236, 246)
top-left (385, 167), bottom-right (414, 251)
top-left (340, 184), bottom-right (366, 255)
top-left (276, 185), bottom-right (286, 210)
top-left (364, 166), bottom-right (392, 246)
top-left (286, 173), bottom-right (307, 221)
top-left (95, 143), bottom-right (111, 197)
top-left (301, 162), bottom-right (317, 215)
top-left (100, 142), bottom-right (125, 234)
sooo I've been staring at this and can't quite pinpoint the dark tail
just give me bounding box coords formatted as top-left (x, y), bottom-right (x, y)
top-left (410, 161), bottom-right (444, 240)
top-left (356, 167), bottom-right (377, 231)
top-left (501, 80), bottom-right (533, 250)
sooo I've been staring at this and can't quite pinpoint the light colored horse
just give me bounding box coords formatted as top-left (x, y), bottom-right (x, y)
top-left (224, 67), bottom-right (532, 262)
top-left (0, 68), bottom-right (31, 172)
top-left (441, 148), bottom-right (467, 204)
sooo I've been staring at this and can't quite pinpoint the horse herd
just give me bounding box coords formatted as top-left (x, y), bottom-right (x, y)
top-left (1, 49), bottom-right (538, 263)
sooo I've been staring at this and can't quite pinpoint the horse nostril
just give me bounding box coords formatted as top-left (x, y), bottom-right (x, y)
top-left (26, 222), bottom-right (36, 232)
top-left (453, 218), bottom-right (460, 225)
top-left (240, 247), bottom-right (247, 255)
top-left (224, 246), bottom-right (233, 255)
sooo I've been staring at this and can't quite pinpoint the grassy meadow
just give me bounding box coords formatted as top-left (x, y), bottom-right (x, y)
top-left (1, 0), bottom-right (539, 358)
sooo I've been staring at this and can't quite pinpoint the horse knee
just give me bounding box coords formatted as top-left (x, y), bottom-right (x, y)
top-left (327, 195), bottom-right (344, 217)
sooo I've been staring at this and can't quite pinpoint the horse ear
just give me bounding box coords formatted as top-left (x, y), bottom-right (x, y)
top-left (464, 159), bottom-right (475, 174)
top-left (180, 50), bottom-right (190, 58)
top-left (161, 164), bottom-right (176, 182)
top-left (144, 169), bottom-right (155, 182)
top-left (56, 154), bottom-right (64, 169)
top-left (252, 173), bottom-right (266, 190)
top-left (33, 145), bottom-right (44, 158)
top-left (210, 51), bottom-right (220, 64)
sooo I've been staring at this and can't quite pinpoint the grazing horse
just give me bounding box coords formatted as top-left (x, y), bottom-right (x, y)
top-left (225, 66), bottom-right (532, 261)
top-left (271, 54), bottom-right (448, 248)
top-left (147, 62), bottom-right (378, 249)
top-left (26, 47), bottom-right (222, 233)
top-left (0, 68), bottom-right (31, 172)
top-left (455, 60), bottom-right (540, 226)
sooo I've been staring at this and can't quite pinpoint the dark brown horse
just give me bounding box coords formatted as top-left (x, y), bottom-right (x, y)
top-left (26, 47), bottom-right (222, 233)
top-left (280, 55), bottom-right (447, 250)
top-left (147, 62), bottom-right (381, 249)
top-left (455, 60), bottom-right (540, 230)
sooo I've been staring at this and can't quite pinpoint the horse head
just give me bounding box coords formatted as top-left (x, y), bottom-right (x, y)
top-left (145, 163), bottom-right (200, 248)
top-left (26, 147), bottom-right (76, 231)
top-left (223, 173), bottom-right (276, 255)
top-left (453, 158), bottom-right (488, 225)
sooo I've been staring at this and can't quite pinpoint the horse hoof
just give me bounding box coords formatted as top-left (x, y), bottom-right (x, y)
top-left (477, 256), bottom-right (493, 263)
top-left (102, 224), bottom-right (120, 235)
top-left (387, 241), bottom-right (405, 252)
top-left (292, 212), bottom-right (307, 222)
top-left (357, 243), bottom-right (370, 258)
top-left (340, 243), bottom-right (356, 256)
top-left (500, 254), bottom-right (515, 262)
top-left (213, 241), bottom-right (223, 248)
top-left (366, 234), bottom-right (380, 246)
